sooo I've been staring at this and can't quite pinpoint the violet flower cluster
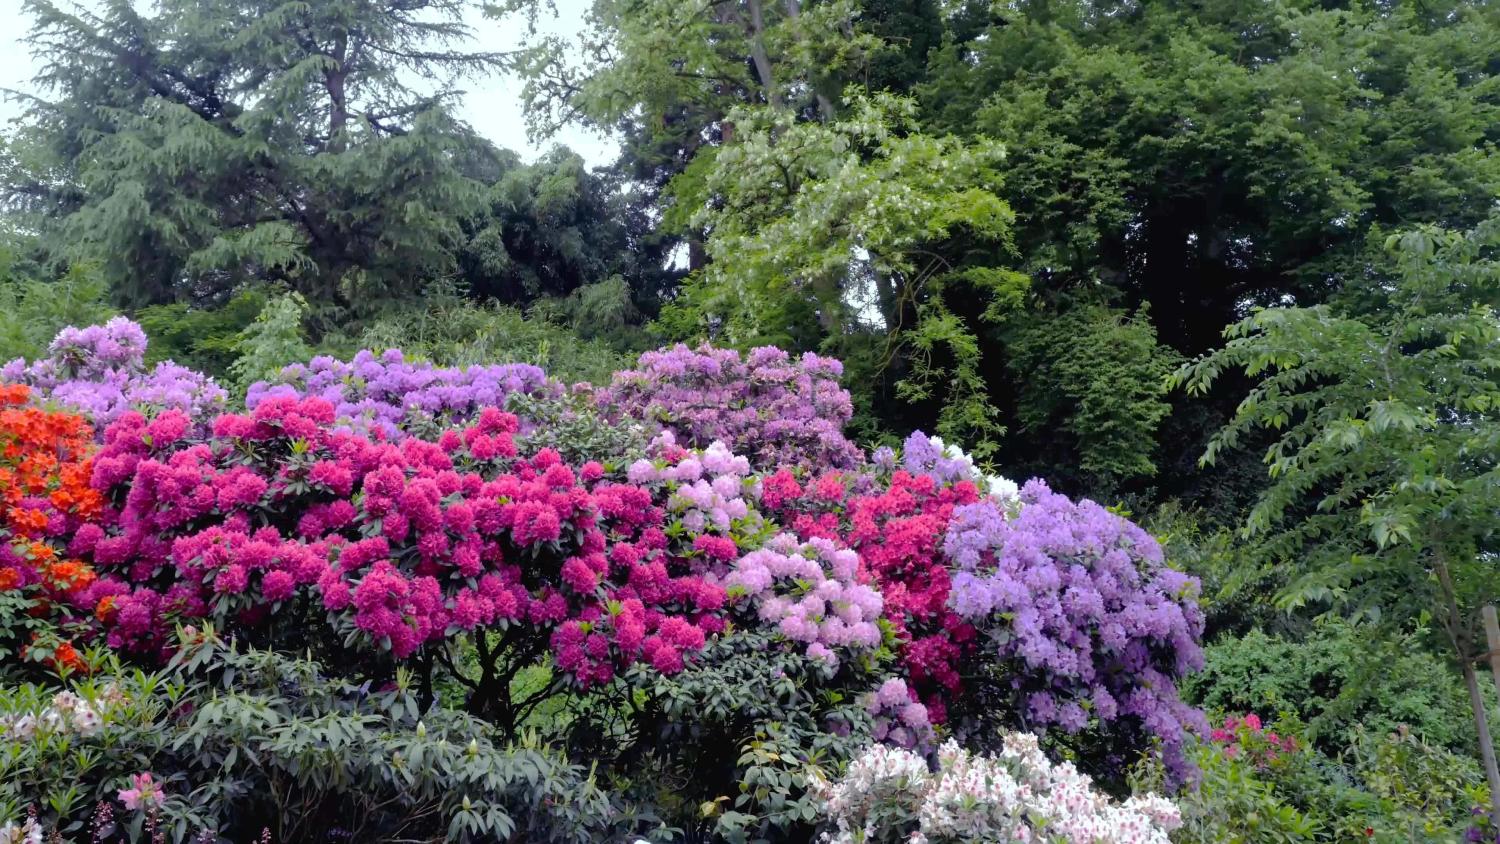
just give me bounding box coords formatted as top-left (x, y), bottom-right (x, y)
top-left (814, 734), bottom-right (1182, 844)
top-left (864, 677), bottom-right (936, 753)
top-left (600, 343), bottom-right (862, 472)
top-left (2, 318), bottom-right (227, 430)
top-left (724, 532), bottom-right (884, 670)
top-left (246, 348), bottom-right (559, 439)
top-left (942, 479), bottom-right (1207, 782)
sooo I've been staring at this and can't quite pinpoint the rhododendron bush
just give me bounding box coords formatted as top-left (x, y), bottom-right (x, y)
top-left (1, 319), bottom-right (1206, 840)
top-left (599, 343), bottom-right (863, 471)
top-left (814, 734), bottom-right (1182, 843)
top-left (245, 349), bottom-right (558, 439)
top-left (2, 318), bottom-right (226, 431)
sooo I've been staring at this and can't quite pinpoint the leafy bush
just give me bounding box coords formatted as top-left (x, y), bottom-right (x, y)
top-left (227, 293), bottom-right (313, 392)
top-left (578, 629), bottom-right (882, 843)
top-left (508, 389), bottom-right (650, 469)
top-left (0, 265), bottom-right (116, 365)
top-left (1, 632), bottom-right (618, 842)
top-left (134, 290), bottom-right (267, 379)
top-left (1148, 714), bottom-right (1487, 844)
top-left (1186, 623), bottom-right (1484, 758)
top-left (331, 285), bottom-right (629, 385)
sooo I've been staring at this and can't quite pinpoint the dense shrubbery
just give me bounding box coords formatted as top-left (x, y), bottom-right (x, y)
top-left (2, 315), bottom-right (1491, 843)
top-left (2, 634), bottom-right (618, 842)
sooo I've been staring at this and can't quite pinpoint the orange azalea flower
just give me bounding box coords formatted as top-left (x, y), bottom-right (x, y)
top-left (52, 641), bottom-right (86, 673)
top-left (6, 507), bottom-right (49, 536)
top-left (0, 566), bottom-right (21, 591)
top-left (96, 594), bottom-right (117, 622)
top-left (45, 560), bottom-right (96, 592)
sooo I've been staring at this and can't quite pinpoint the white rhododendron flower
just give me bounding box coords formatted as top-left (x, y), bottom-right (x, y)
top-left (814, 735), bottom-right (1181, 843)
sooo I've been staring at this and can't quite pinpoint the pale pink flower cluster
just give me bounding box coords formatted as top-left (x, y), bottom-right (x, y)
top-left (815, 734), bottom-right (1181, 844)
top-left (1, 691), bottom-right (106, 740)
top-left (117, 772), bottom-right (165, 811)
top-left (725, 533), bottom-right (884, 669)
top-left (629, 435), bottom-right (758, 536)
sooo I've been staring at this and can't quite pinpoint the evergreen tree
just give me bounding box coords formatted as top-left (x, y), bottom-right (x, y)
top-left (8, 0), bottom-right (512, 309)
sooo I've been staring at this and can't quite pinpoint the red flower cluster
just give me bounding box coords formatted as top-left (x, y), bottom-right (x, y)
top-left (761, 467), bottom-right (982, 720)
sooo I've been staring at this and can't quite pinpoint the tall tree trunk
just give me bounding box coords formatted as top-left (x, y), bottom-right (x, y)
top-left (783, 0), bottom-right (835, 119)
top-left (1462, 657), bottom-right (1500, 827)
top-left (325, 31), bottom-right (350, 150)
top-left (746, 0), bottom-right (780, 107)
top-left (1439, 555), bottom-right (1500, 826)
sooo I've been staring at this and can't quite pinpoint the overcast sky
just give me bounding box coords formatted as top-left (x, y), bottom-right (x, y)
top-left (0, 0), bottom-right (619, 168)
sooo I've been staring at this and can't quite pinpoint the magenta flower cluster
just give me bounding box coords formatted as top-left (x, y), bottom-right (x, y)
top-left (943, 480), bottom-right (1207, 781)
top-left (724, 533), bottom-right (884, 670)
top-left (2, 318), bottom-right (227, 430)
top-left (246, 349), bottom-right (559, 439)
top-left (73, 397), bottom-right (750, 686)
top-left (598, 343), bottom-right (862, 472)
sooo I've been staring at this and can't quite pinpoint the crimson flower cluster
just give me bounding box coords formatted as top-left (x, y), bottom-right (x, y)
top-left (761, 465), bottom-right (983, 723)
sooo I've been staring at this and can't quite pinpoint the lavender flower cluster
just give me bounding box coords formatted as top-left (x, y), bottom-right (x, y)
top-left (903, 431), bottom-right (1020, 507)
top-left (599, 343), bottom-right (862, 472)
top-left (246, 349), bottom-right (560, 439)
top-left (942, 479), bottom-right (1207, 781)
top-left (2, 318), bottom-right (226, 429)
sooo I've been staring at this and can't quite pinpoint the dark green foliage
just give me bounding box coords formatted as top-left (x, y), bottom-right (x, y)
top-left (916, 0), bottom-right (1500, 503)
top-left (134, 290), bottom-right (266, 377)
top-left (1, 632), bottom-right (619, 842)
top-left (328, 283), bottom-right (630, 384)
top-left (10, 0), bottom-right (506, 308)
top-left (558, 631), bottom-right (877, 843)
top-left (1147, 723), bottom-right (1487, 844)
top-left (1002, 303), bottom-right (1178, 493)
top-left (508, 390), bottom-right (650, 468)
top-left (1187, 625), bottom-right (1487, 758)
top-left (0, 263), bottom-right (116, 364)
top-left (922, 0), bottom-right (1500, 351)
top-left (1174, 213), bottom-right (1500, 813)
top-left (460, 148), bottom-right (662, 316)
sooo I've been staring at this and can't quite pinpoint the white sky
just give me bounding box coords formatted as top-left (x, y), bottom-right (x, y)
top-left (0, 0), bottom-right (619, 168)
